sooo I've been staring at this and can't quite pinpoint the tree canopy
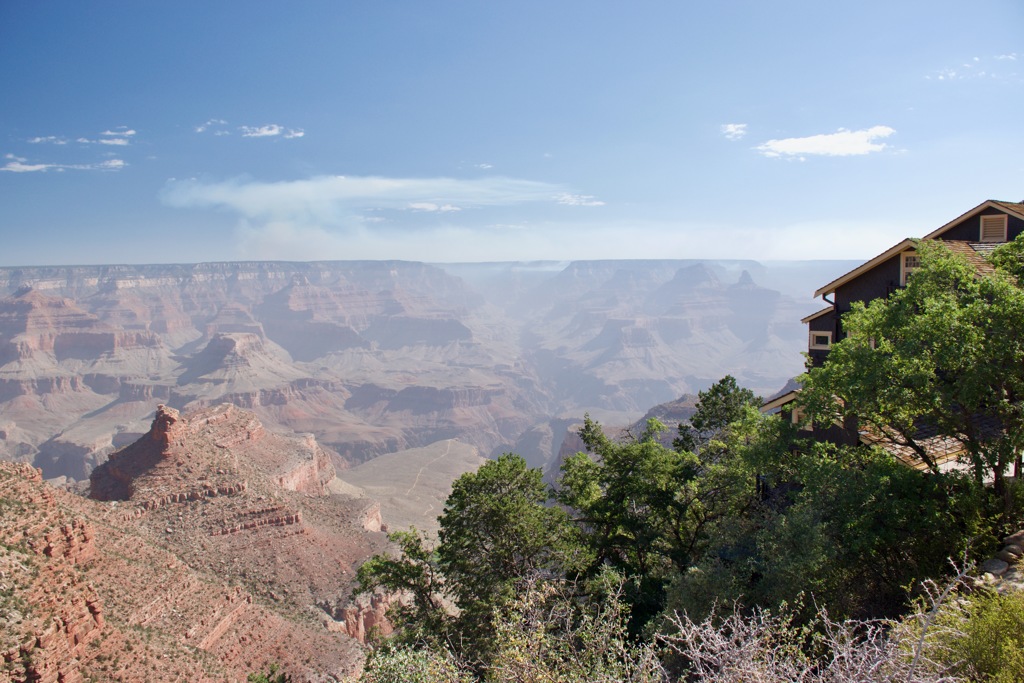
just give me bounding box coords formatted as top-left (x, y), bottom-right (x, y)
top-left (799, 239), bottom-right (1024, 492)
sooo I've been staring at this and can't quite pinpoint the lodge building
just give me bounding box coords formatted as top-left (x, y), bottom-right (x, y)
top-left (762, 199), bottom-right (1024, 466)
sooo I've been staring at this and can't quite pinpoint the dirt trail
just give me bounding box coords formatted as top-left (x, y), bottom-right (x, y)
top-left (405, 439), bottom-right (455, 497)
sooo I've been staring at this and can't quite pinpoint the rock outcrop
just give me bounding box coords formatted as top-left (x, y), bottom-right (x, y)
top-left (0, 463), bottom-right (103, 683)
top-left (2, 402), bottom-right (397, 681)
top-left (0, 259), bottom-right (828, 480)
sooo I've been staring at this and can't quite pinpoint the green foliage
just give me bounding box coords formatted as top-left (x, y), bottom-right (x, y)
top-left (486, 578), bottom-right (665, 683)
top-left (937, 589), bottom-right (1024, 679)
top-left (356, 454), bottom-right (582, 660)
top-left (913, 589), bottom-right (1024, 683)
top-left (800, 241), bottom-right (1024, 494)
top-left (360, 646), bottom-right (471, 683)
top-left (358, 577), bottom-right (665, 683)
top-left (354, 528), bottom-right (448, 642)
top-left (674, 375), bottom-right (760, 456)
top-left (666, 437), bottom-right (989, 623)
top-left (559, 400), bottom-right (756, 631)
top-left (437, 453), bottom-right (583, 655)
top-left (247, 663), bottom-right (290, 683)
top-left (990, 231), bottom-right (1024, 282)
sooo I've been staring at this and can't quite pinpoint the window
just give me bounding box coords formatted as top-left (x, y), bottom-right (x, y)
top-left (809, 330), bottom-right (832, 350)
top-left (980, 214), bottom-right (1008, 243)
top-left (901, 251), bottom-right (920, 286)
top-left (790, 405), bottom-right (813, 431)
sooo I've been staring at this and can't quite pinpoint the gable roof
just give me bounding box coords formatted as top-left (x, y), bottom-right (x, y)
top-left (801, 306), bottom-right (834, 324)
top-left (814, 200), bottom-right (1024, 300)
top-left (940, 240), bottom-right (998, 277)
top-left (760, 389), bottom-right (800, 413)
top-left (814, 238), bottom-right (916, 298)
top-left (921, 199), bottom-right (1024, 241)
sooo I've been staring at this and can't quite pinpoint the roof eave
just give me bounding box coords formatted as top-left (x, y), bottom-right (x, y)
top-left (922, 199), bottom-right (1024, 241)
top-left (813, 238), bottom-right (917, 299)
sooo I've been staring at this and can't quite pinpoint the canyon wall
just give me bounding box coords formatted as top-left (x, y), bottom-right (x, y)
top-left (0, 259), bottom-right (847, 480)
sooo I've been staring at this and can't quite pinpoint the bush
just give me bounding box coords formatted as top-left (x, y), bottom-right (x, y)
top-left (928, 589), bottom-right (1024, 682)
top-left (360, 646), bottom-right (471, 683)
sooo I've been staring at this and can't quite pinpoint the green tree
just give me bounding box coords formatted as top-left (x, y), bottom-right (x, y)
top-left (664, 423), bottom-right (988, 624)
top-left (437, 453), bottom-right (583, 654)
top-left (800, 240), bottom-right (1024, 495)
top-left (674, 375), bottom-right (760, 456)
top-left (355, 454), bottom-right (582, 661)
top-left (558, 410), bottom-right (754, 631)
top-left (355, 528), bottom-right (448, 643)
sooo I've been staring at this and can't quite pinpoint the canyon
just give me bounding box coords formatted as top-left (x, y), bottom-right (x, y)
top-left (0, 258), bottom-right (852, 483)
top-left (1, 403), bottom-right (392, 682)
top-left (0, 257), bottom-right (855, 680)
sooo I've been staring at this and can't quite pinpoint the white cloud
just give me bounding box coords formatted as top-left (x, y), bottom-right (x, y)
top-left (239, 124), bottom-right (305, 139)
top-left (409, 202), bottom-right (462, 212)
top-left (161, 175), bottom-right (564, 219)
top-left (756, 126), bottom-right (896, 158)
top-left (196, 119), bottom-right (228, 133)
top-left (927, 54), bottom-right (1020, 81)
top-left (0, 155), bottom-right (126, 173)
top-left (555, 192), bottom-right (605, 207)
top-left (28, 136), bottom-right (67, 145)
top-left (721, 123), bottom-right (747, 141)
top-left (159, 174), bottom-right (624, 261)
top-left (77, 133), bottom-right (132, 146)
top-left (101, 128), bottom-right (136, 136)
top-left (475, 163), bottom-right (494, 169)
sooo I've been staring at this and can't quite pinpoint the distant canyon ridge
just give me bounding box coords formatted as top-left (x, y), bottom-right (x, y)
top-left (0, 258), bottom-right (855, 481)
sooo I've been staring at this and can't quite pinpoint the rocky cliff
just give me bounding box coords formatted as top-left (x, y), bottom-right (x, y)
top-left (0, 259), bottom-right (835, 480)
top-left (0, 403), bottom-right (394, 682)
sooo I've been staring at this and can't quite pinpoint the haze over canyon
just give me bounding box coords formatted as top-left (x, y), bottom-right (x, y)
top-left (0, 258), bottom-right (852, 484)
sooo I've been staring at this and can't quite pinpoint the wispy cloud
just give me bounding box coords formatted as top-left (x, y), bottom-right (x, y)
top-left (409, 202), bottom-right (462, 212)
top-left (721, 123), bottom-right (747, 141)
top-left (27, 136), bottom-right (67, 145)
top-left (1, 153), bottom-right (125, 173)
top-left (475, 163), bottom-right (494, 170)
top-left (927, 54), bottom-right (1020, 81)
top-left (77, 128), bottom-right (135, 146)
top-left (195, 118), bottom-right (228, 133)
top-left (239, 124), bottom-right (305, 139)
top-left (161, 175), bottom-right (563, 218)
top-left (555, 193), bottom-right (605, 207)
top-left (160, 174), bottom-right (586, 258)
top-left (756, 126), bottom-right (896, 159)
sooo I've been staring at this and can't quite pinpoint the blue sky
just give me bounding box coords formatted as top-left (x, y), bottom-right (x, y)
top-left (1, 1), bottom-right (1022, 266)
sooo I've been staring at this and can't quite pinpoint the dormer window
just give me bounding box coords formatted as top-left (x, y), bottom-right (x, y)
top-left (980, 214), bottom-right (1008, 243)
top-left (809, 330), bottom-right (832, 350)
top-left (900, 251), bottom-right (920, 286)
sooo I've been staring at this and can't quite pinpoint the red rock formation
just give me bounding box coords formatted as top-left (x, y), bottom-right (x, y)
top-left (0, 463), bottom-right (103, 683)
top-left (338, 593), bottom-right (395, 644)
top-left (1, 401), bottom-right (396, 681)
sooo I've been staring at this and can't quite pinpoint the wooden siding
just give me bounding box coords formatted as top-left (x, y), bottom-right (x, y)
top-left (934, 208), bottom-right (1024, 243)
top-left (806, 310), bottom-right (836, 368)
top-left (834, 252), bottom-right (901, 315)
